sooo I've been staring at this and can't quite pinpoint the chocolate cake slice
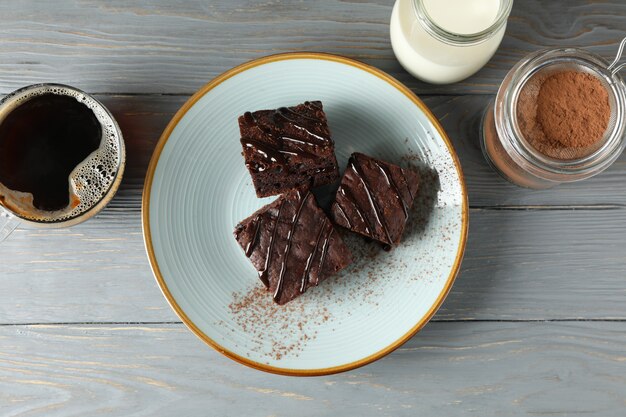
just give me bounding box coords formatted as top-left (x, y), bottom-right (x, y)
top-left (330, 152), bottom-right (420, 247)
top-left (238, 101), bottom-right (339, 198)
top-left (234, 188), bottom-right (352, 305)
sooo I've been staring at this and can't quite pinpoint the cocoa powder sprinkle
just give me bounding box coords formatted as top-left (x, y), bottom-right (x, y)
top-left (517, 70), bottom-right (611, 160)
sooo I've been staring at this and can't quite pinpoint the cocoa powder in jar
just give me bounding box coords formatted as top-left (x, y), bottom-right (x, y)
top-left (516, 70), bottom-right (611, 160)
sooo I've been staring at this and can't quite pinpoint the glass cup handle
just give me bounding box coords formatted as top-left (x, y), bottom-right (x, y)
top-left (0, 206), bottom-right (20, 242)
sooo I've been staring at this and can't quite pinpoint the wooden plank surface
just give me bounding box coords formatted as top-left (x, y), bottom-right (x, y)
top-left (3, 206), bottom-right (626, 323)
top-left (425, 95), bottom-right (626, 207)
top-left (0, 0), bottom-right (623, 95)
top-left (0, 92), bottom-right (624, 323)
top-left (58, 94), bottom-right (626, 209)
top-left (1, 0), bottom-right (625, 414)
top-left (1, 322), bottom-right (625, 416)
top-left (0, 95), bottom-right (625, 322)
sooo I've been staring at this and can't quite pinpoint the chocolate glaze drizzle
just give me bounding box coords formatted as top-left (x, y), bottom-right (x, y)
top-left (243, 138), bottom-right (285, 163)
top-left (399, 169), bottom-right (414, 201)
top-left (274, 190), bottom-right (311, 302)
top-left (317, 228), bottom-right (333, 279)
top-left (241, 103), bottom-right (332, 173)
top-left (333, 200), bottom-right (352, 228)
top-left (375, 161), bottom-right (408, 219)
top-left (279, 137), bottom-right (323, 160)
top-left (347, 155), bottom-right (394, 244)
top-left (274, 105), bottom-right (329, 144)
top-left (300, 217), bottom-right (326, 293)
top-left (258, 200), bottom-right (285, 287)
top-left (310, 165), bottom-right (335, 175)
top-left (245, 215), bottom-right (262, 257)
top-left (336, 187), bottom-right (370, 233)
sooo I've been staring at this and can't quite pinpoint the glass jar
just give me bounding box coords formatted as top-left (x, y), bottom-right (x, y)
top-left (481, 40), bottom-right (626, 189)
top-left (390, 0), bottom-right (514, 84)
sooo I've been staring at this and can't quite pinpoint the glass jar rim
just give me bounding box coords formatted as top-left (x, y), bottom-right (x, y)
top-left (412, 0), bottom-right (514, 46)
top-left (495, 47), bottom-right (626, 181)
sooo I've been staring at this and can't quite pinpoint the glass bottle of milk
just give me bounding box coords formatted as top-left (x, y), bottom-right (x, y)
top-left (390, 0), bottom-right (513, 84)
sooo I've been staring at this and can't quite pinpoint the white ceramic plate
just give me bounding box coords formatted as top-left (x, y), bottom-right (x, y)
top-left (142, 53), bottom-right (468, 376)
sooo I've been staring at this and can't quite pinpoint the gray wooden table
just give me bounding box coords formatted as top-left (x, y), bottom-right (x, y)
top-left (1, 1), bottom-right (625, 415)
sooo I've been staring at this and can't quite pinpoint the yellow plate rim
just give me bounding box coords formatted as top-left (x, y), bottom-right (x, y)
top-left (141, 52), bottom-right (469, 376)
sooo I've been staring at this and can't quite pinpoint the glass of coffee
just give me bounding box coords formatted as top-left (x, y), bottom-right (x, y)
top-left (0, 84), bottom-right (125, 241)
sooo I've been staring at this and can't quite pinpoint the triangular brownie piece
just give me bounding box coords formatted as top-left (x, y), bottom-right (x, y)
top-left (238, 101), bottom-right (340, 198)
top-left (330, 152), bottom-right (420, 247)
top-left (234, 188), bottom-right (352, 305)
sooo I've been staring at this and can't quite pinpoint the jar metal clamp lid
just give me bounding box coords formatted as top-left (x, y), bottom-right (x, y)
top-left (481, 36), bottom-right (626, 189)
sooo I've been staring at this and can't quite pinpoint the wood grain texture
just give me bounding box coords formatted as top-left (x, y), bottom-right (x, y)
top-left (3, 204), bottom-right (626, 323)
top-left (86, 95), bottom-right (626, 208)
top-left (0, 0), bottom-right (623, 95)
top-left (1, 1), bottom-right (625, 412)
top-left (1, 95), bottom-right (626, 323)
top-left (419, 95), bottom-right (626, 207)
top-left (1, 322), bottom-right (625, 416)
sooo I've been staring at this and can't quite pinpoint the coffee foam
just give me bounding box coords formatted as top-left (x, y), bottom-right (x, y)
top-left (0, 85), bottom-right (123, 223)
